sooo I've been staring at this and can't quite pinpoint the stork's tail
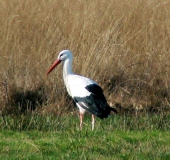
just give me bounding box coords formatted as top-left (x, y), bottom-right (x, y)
top-left (110, 107), bottom-right (118, 114)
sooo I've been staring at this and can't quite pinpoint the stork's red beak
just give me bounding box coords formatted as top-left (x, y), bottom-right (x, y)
top-left (47, 59), bottom-right (61, 75)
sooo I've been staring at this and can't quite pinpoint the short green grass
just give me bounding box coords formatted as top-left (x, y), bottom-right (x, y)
top-left (0, 114), bottom-right (170, 159)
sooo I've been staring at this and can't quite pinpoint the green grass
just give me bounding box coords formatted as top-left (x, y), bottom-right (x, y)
top-left (0, 114), bottom-right (170, 159)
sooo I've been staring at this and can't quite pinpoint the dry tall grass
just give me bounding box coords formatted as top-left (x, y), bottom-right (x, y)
top-left (0, 0), bottom-right (170, 115)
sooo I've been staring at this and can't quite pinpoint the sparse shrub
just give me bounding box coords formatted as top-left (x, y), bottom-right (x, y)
top-left (0, 83), bottom-right (47, 115)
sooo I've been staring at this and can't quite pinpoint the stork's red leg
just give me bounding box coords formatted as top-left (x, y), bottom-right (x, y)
top-left (79, 113), bottom-right (83, 130)
top-left (92, 114), bottom-right (95, 130)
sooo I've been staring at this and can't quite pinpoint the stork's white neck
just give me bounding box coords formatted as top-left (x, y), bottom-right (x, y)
top-left (63, 58), bottom-right (74, 81)
top-left (62, 58), bottom-right (74, 96)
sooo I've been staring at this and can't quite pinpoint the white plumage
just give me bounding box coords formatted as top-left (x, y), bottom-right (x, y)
top-left (47, 50), bottom-right (117, 130)
top-left (66, 75), bottom-right (95, 97)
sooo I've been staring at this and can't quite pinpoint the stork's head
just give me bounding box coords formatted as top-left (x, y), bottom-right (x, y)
top-left (47, 50), bottom-right (72, 75)
top-left (58, 50), bottom-right (72, 61)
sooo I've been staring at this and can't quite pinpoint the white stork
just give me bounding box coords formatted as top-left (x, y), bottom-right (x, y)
top-left (47, 50), bottom-right (117, 130)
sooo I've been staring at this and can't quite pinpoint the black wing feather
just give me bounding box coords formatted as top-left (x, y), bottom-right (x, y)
top-left (74, 84), bottom-right (117, 119)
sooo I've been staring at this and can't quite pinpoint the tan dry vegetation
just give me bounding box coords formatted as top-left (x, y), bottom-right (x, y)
top-left (0, 0), bottom-right (170, 115)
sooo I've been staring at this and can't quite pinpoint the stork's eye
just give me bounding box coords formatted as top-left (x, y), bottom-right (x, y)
top-left (60, 53), bottom-right (64, 57)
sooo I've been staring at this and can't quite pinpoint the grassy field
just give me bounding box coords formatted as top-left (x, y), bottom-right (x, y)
top-left (0, 0), bottom-right (170, 113)
top-left (0, 114), bottom-right (170, 159)
top-left (0, 0), bottom-right (170, 159)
